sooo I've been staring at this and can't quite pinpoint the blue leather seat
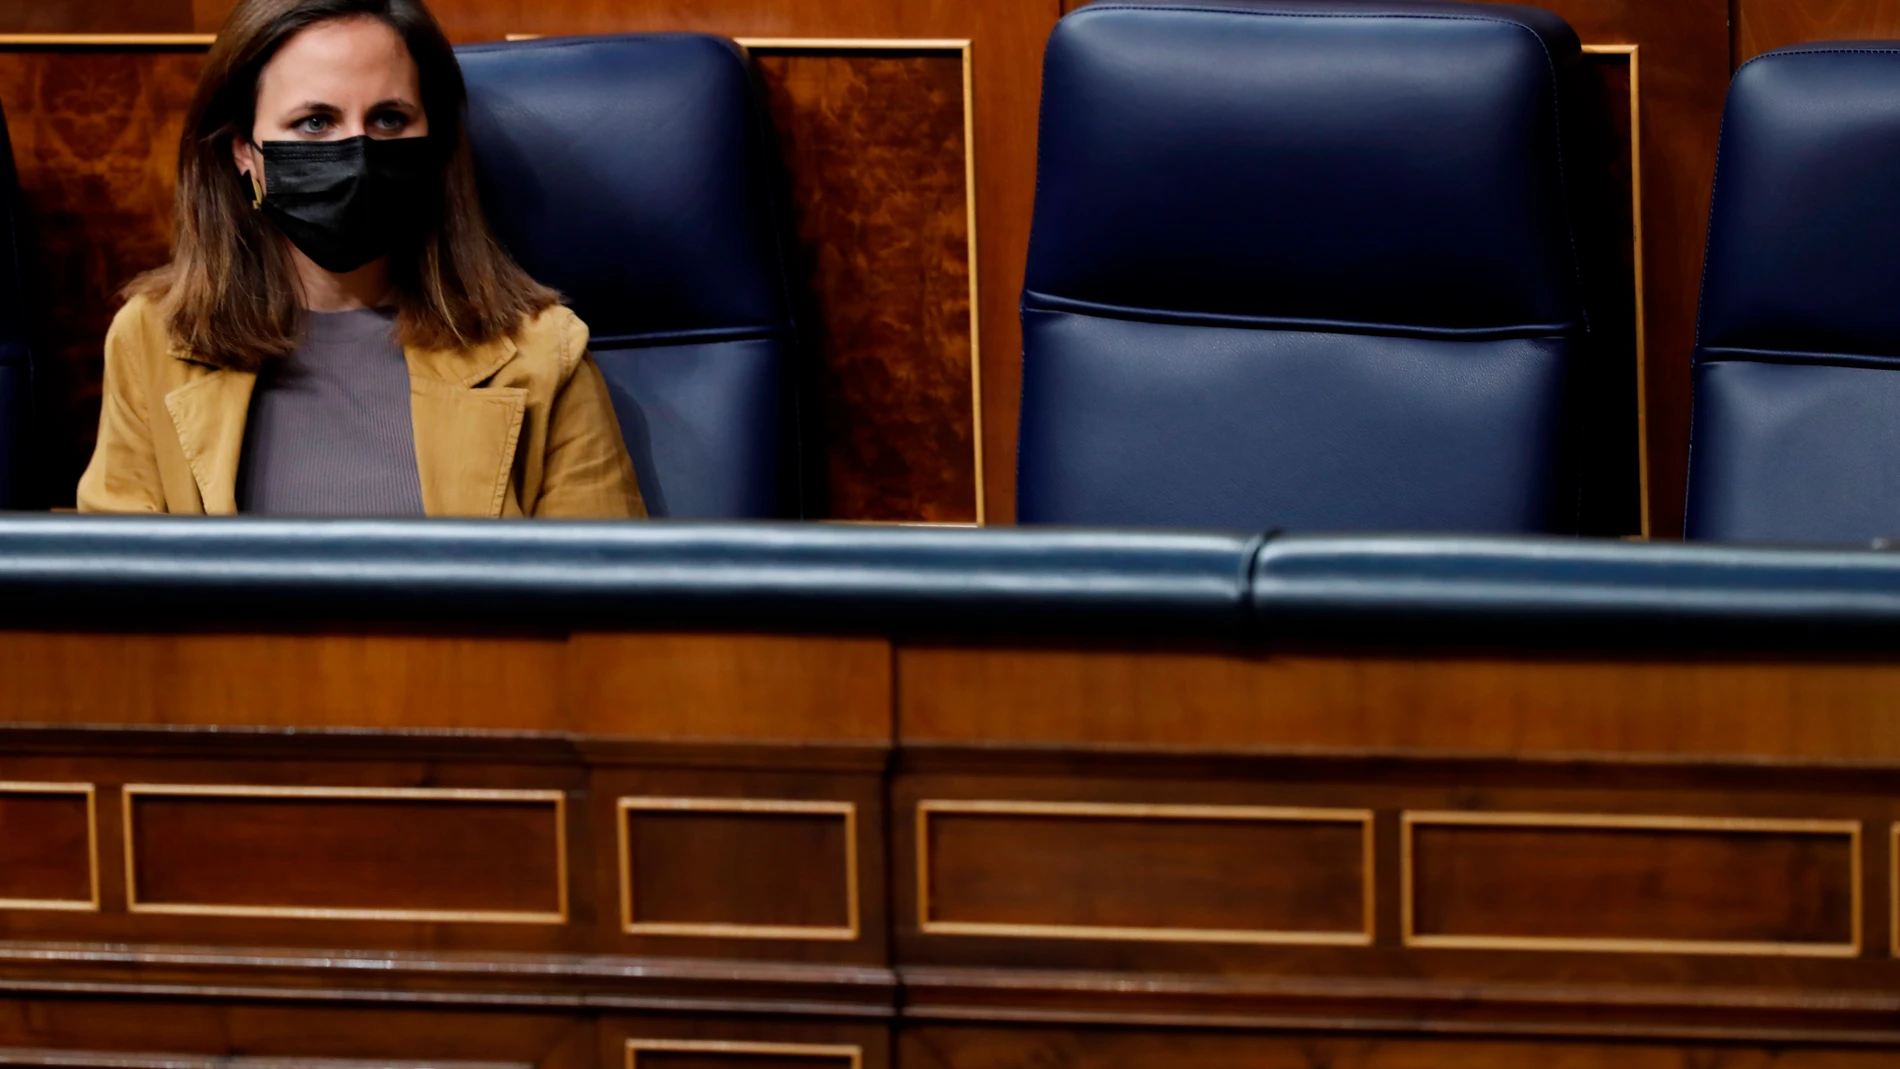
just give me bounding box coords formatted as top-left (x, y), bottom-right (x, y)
top-left (0, 100), bottom-right (29, 510)
top-left (1687, 44), bottom-right (1900, 543)
top-left (1016, 0), bottom-right (1592, 531)
top-left (458, 34), bottom-right (801, 518)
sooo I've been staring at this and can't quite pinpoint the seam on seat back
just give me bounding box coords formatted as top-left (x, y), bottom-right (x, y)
top-left (1021, 293), bottom-right (1582, 342)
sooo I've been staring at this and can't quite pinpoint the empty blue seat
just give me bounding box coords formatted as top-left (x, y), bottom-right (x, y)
top-left (1015, 0), bottom-right (1592, 531)
top-left (458, 34), bottom-right (802, 518)
top-left (1687, 44), bottom-right (1900, 543)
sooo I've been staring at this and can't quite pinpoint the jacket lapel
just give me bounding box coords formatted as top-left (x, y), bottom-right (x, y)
top-left (405, 336), bottom-right (527, 517)
top-left (164, 368), bottom-right (257, 515)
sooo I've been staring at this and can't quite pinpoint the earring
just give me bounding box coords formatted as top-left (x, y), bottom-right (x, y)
top-left (249, 170), bottom-right (263, 210)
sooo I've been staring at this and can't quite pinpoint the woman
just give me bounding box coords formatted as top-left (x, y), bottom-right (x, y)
top-left (78, 0), bottom-right (645, 518)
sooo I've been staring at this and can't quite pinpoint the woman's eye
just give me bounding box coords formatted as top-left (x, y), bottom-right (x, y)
top-left (371, 112), bottom-right (408, 131)
top-left (296, 115), bottom-right (329, 134)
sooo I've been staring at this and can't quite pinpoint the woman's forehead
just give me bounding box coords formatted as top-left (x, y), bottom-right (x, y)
top-left (258, 17), bottom-right (420, 109)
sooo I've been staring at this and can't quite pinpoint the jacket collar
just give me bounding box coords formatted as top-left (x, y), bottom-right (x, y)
top-left (163, 331), bottom-right (525, 517)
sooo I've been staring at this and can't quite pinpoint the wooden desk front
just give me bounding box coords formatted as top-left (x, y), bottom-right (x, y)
top-left (0, 629), bottom-right (1896, 1068)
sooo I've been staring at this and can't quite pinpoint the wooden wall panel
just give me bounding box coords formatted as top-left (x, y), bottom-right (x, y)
top-left (607, 1019), bottom-right (888, 1069)
top-left (896, 646), bottom-right (1900, 760)
top-left (0, 631), bottom-right (891, 741)
top-left (125, 786), bottom-right (567, 921)
top-left (627, 1043), bottom-right (857, 1069)
top-left (900, 1027), bottom-right (1900, 1069)
top-left (0, 999), bottom-right (593, 1068)
top-left (754, 49), bottom-right (978, 523)
top-left (0, 785), bottom-right (94, 908)
top-left (1738, 1), bottom-right (1900, 63)
top-left (0, 2), bottom-right (195, 35)
top-left (0, 45), bottom-right (203, 503)
top-left (1405, 812), bottom-right (1860, 954)
top-left (917, 801), bottom-right (1369, 944)
top-left (619, 798), bottom-right (857, 938)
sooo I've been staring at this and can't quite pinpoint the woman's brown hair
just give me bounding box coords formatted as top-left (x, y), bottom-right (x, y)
top-left (129, 0), bottom-right (557, 371)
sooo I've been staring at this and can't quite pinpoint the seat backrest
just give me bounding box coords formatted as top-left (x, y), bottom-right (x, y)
top-left (0, 100), bottom-right (29, 511)
top-left (1687, 44), bottom-right (1900, 543)
top-left (1015, 0), bottom-right (1590, 531)
top-left (458, 34), bottom-right (800, 519)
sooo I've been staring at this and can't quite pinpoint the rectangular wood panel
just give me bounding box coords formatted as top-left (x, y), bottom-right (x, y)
top-left (618, 798), bottom-right (858, 940)
top-left (628, 1040), bottom-right (860, 1069)
top-left (0, 783), bottom-right (95, 910)
top-left (125, 785), bottom-right (567, 923)
top-left (902, 1026), bottom-right (1900, 1069)
top-left (918, 800), bottom-right (1370, 944)
top-left (1405, 811), bottom-right (1860, 956)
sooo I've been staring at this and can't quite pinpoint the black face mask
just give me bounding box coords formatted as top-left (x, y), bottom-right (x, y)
top-left (253, 135), bottom-right (439, 273)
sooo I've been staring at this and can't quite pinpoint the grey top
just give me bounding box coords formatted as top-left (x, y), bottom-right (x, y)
top-left (237, 307), bottom-right (426, 517)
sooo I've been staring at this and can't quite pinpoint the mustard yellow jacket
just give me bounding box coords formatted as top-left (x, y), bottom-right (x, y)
top-left (77, 295), bottom-right (645, 518)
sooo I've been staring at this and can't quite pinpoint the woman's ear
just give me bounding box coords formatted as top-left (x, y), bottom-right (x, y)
top-left (231, 136), bottom-right (260, 182)
top-left (230, 136), bottom-right (265, 208)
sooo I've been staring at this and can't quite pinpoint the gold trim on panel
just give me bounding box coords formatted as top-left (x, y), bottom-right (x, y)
top-left (916, 799), bottom-right (1375, 946)
top-left (0, 782), bottom-right (99, 912)
top-left (1889, 822), bottom-right (1900, 959)
top-left (627, 1039), bottom-right (862, 1069)
top-left (617, 796), bottom-right (860, 940)
top-left (0, 34), bottom-right (215, 46)
top-left (736, 37), bottom-right (972, 51)
top-left (121, 784), bottom-right (568, 924)
top-left (1402, 810), bottom-right (1861, 957)
top-left (1581, 43), bottom-right (1650, 538)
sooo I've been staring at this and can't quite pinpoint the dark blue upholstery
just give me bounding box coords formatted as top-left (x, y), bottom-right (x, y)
top-left (1687, 44), bottom-right (1900, 543)
top-left (5, 515), bottom-right (1900, 649)
top-left (458, 34), bottom-right (800, 518)
top-left (1016, 0), bottom-right (1590, 531)
top-left (0, 100), bottom-right (29, 510)
top-left (0, 516), bottom-right (1258, 636)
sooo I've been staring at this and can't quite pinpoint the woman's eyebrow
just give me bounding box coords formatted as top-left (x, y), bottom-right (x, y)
top-left (291, 101), bottom-right (342, 115)
top-left (369, 97), bottom-right (417, 110)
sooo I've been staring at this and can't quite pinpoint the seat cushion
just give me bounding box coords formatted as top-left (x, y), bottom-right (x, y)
top-left (1018, 310), bottom-right (1572, 530)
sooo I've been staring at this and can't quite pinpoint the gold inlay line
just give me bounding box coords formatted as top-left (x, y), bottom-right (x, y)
top-left (1582, 43), bottom-right (1650, 537)
top-left (1403, 810), bottom-right (1861, 958)
top-left (0, 782), bottom-right (99, 912)
top-left (0, 34), bottom-right (216, 46)
top-left (917, 799), bottom-right (1374, 946)
top-left (122, 784), bottom-right (568, 924)
top-left (618, 796), bottom-right (860, 940)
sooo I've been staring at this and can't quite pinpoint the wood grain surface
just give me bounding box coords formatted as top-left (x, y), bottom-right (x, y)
top-left (0, 46), bottom-right (204, 502)
top-left (898, 645), bottom-right (1900, 761)
top-left (900, 1027), bottom-right (1900, 1069)
top-left (1737, 0), bottom-right (1900, 62)
top-left (0, 631), bottom-right (891, 741)
top-left (1408, 817), bottom-right (1859, 951)
top-left (0, 789), bottom-right (92, 906)
top-left (754, 50), bottom-right (977, 523)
